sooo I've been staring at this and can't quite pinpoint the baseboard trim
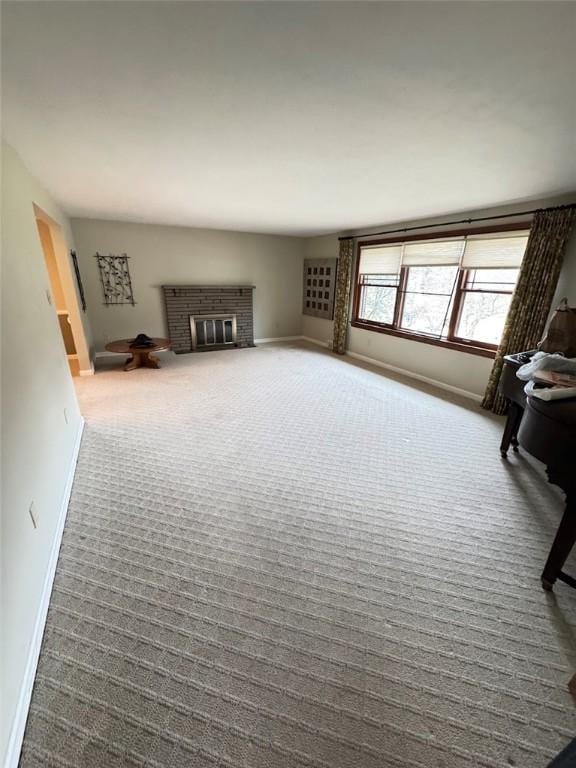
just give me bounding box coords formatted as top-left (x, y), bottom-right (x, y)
top-left (344, 350), bottom-right (482, 402)
top-left (79, 363), bottom-right (94, 376)
top-left (257, 334), bottom-right (333, 349)
top-left (94, 349), bottom-right (172, 359)
top-left (301, 336), bottom-right (331, 348)
top-left (254, 336), bottom-right (303, 343)
top-left (3, 417), bottom-right (85, 768)
top-left (98, 339), bottom-right (306, 353)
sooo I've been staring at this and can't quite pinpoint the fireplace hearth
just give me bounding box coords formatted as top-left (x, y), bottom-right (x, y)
top-left (163, 285), bottom-right (255, 353)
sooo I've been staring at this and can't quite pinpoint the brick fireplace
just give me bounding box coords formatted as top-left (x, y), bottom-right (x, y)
top-left (162, 285), bottom-right (255, 353)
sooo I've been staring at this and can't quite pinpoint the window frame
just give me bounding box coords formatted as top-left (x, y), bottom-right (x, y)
top-left (351, 223), bottom-right (530, 359)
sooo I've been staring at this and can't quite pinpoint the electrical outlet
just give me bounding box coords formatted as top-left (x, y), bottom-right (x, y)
top-left (29, 502), bottom-right (38, 529)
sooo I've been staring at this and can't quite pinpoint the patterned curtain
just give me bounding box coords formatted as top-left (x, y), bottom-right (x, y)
top-left (333, 238), bottom-right (355, 354)
top-left (481, 207), bottom-right (576, 415)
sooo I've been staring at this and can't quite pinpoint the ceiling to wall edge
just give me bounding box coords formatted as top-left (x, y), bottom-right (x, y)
top-left (66, 191), bottom-right (576, 244)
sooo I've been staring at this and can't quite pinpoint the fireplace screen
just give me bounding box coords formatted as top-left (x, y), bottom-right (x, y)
top-left (190, 314), bottom-right (238, 350)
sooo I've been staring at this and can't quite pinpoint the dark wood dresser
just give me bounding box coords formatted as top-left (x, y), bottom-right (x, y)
top-left (499, 352), bottom-right (576, 590)
top-left (518, 397), bottom-right (576, 590)
top-left (498, 350), bottom-right (536, 456)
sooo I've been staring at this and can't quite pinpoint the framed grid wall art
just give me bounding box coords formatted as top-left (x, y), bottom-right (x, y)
top-left (303, 258), bottom-right (337, 319)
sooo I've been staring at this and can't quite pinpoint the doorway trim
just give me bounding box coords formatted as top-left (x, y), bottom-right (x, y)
top-left (33, 205), bottom-right (93, 375)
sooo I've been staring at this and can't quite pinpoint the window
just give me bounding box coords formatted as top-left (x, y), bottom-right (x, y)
top-left (453, 268), bottom-right (519, 346)
top-left (352, 227), bottom-right (529, 356)
top-left (400, 265), bottom-right (458, 336)
top-left (356, 244), bottom-right (402, 325)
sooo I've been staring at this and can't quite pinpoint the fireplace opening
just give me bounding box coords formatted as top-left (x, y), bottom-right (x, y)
top-left (190, 314), bottom-right (238, 350)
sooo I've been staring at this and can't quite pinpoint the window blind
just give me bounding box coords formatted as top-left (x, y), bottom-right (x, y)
top-left (359, 245), bottom-right (402, 275)
top-left (358, 230), bottom-right (530, 274)
top-left (402, 239), bottom-right (464, 267)
top-left (460, 231), bottom-right (529, 269)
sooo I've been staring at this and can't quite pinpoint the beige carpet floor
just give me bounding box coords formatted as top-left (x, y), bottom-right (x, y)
top-left (20, 342), bottom-right (576, 768)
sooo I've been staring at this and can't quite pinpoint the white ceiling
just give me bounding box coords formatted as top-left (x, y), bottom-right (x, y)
top-left (2, 1), bottom-right (575, 236)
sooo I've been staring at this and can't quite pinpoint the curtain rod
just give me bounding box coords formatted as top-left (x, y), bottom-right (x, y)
top-left (338, 203), bottom-right (576, 241)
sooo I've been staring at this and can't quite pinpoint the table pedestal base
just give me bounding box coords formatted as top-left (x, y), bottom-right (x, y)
top-left (124, 350), bottom-right (161, 371)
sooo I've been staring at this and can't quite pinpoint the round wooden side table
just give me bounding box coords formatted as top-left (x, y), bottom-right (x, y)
top-left (105, 338), bottom-right (171, 371)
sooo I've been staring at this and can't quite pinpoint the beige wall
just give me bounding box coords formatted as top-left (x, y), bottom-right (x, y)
top-left (71, 218), bottom-right (305, 351)
top-left (303, 197), bottom-right (576, 398)
top-left (0, 142), bottom-right (86, 765)
top-left (554, 230), bottom-right (576, 308)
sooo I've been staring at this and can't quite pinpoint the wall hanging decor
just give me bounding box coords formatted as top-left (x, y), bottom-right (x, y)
top-left (302, 257), bottom-right (337, 319)
top-left (70, 250), bottom-right (87, 311)
top-left (95, 252), bottom-right (135, 306)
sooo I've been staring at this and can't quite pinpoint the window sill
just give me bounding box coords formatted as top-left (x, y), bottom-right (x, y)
top-left (350, 320), bottom-right (496, 359)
